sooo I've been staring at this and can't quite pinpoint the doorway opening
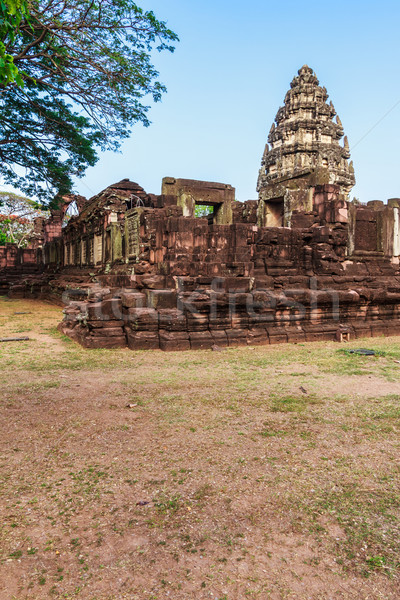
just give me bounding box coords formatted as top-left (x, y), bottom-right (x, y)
top-left (265, 197), bottom-right (284, 227)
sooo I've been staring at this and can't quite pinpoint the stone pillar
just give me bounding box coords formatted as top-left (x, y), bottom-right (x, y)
top-left (94, 234), bottom-right (103, 265)
top-left (6, 244), bottom-right (18, 267)
top-left (393, 207), bottom-right (400, 259)
top-left (125, 208), bottom-right (143, 261)
top-left (89, 237), bottom-right (94, 265)
top-left (386, 199), bottom-right (400, 261)
top-left (81, 239), bottom-right (87, 265)
top-left (111, 223), bottom-right (123, 262)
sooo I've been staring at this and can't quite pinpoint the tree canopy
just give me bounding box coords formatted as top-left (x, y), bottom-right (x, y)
top-left (0, 0), bottom-right (178, 204)
top-left (0, 0), bottom-right (30, 86)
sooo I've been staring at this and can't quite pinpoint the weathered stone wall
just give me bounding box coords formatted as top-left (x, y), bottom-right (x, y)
top-left (45, 181), bottom-right (400, 350)
top-left (0, 245), bottom-right (42, 295)
top-left (62, 274), bottom-right (400, 351)
top-left (2, 180), bottom-right (400, 351)
top-left (0, 245), bottom-right (38, 269)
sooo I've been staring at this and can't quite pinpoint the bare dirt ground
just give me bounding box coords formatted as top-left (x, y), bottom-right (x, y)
top-left (0, 297), bottom-right (399, 600)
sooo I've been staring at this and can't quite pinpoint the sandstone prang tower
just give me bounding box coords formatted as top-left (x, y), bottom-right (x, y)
top-left (257, 65), bottom-right (355, 227)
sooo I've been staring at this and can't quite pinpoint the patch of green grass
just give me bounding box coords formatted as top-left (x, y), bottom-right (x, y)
top-left (270, 394), bottom-right (322, 413)
top-left (260, 428), bottom-right (287, 438)
top-left (154, 494), bottom-right (181, 514)
top-left (340, 395), bottom-right (400, 437)
top-left (302, 482), bottom-right (400, 576)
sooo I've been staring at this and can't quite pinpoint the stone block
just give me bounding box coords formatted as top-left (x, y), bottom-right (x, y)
top-left (226, 328), bottom-right (248, 347)
top-left (210, 329), bottom-right (229, 347)
top-left (126, 330), bottom-right (160, 350)
top-left (209, 291), bottom-right (229, 308)
top-left (247, 328), bottom-right (268, 345)
top-left (81, 335), bottom-right (127, 349)
top-left (266, 327), bottom-right (287, 344)
top-left (179, 291), bottom-right (212, 314)
top-left (209, 316), bottom-right (232, 330)
top-left (229, 292), bottom-right (252, 308)
top-left (125, 307), bottom-right (159, 331)
top-left (88, 320), bottom-right (125, 328)
top-left (221, 277), bottom-right (251, 292)
top-left (231, 314), bottom-right (249, 328)
top-left (86, 298), bottom-right (122, 321)
top-left (253, 276), bottom-right (275, 289)
top-left (158, 309), bottom-right (187, 331)
top-left (189, 331), bottom-right (214, 350)
top-left (302, 324), bottom-right (336, 342)
top-left (139, 275), bottom-right (166, 289)
top-left (146, 289), bottom-right (178, 309)
top-left (90, 327), bottom-right (124, 337)
top-left (351, 322), bottom-right (372, 339)
top-left (187, 314), bottom-right (209, 331)
top-left (285, 328), bottom-right (306, 343)
top-left (387, 321), bottom-right (400, 335)
top-left (248, 311), bottom-right (275, 326)
top-left (159, 330), bottom-right (190, 351)
top-left (120, 292), bottom-right (146, 308)
top-left (8, 285), bottom-right (26, 298)
top-left (370, 322), bottom-right (390, 337)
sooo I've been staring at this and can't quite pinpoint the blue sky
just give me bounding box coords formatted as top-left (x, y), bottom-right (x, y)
top-left (7, 0), bottom-right (400, 202)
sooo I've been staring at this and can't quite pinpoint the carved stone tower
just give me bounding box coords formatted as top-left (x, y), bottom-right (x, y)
top-left (257, 65), bottom-right (355, 227)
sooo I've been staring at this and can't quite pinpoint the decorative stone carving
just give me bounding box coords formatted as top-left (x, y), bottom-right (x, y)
top-left (89, 237), bottom-right (94, 265)
top-left (125, 209), bottom-right (142, 258)
top-left (94, 234), bottom-right (102, 265)
top-left (81, 240), bottom-right (87, 265)
top-left (257, 65), bottom-right (356, 226)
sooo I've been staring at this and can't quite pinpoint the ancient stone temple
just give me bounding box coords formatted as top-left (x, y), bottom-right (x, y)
top-left (257, 65), bottom-right (355, 227)
top-left (1, 66), bottom-right (400, 351)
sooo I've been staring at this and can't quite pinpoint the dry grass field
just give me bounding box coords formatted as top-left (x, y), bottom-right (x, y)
top-left (0, 297), bottom-right (400, 599)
